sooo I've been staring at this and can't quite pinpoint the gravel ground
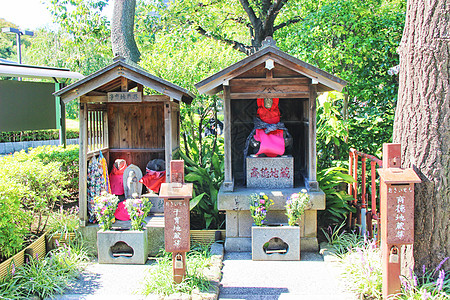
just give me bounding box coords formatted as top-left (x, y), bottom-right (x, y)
top-left (219, 252), bottom-right (356, 300)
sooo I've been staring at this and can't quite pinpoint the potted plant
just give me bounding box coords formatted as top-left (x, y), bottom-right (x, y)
top-left (249, 193), bottom-right (274, 226)
top-left (285, 189), bottom-right (310, 226)
top-left (95, 193), bottom-right (151, 264)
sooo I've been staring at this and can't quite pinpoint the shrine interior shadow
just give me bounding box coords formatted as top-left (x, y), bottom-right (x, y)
top-left (219, 286), bottom-right (290, 299)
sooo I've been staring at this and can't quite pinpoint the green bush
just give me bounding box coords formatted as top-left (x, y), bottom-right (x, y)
top-left (27, 145), bottom-right (79, 192)
top-left (0, 182), bottom-right (32, 260)
top-left (0, 150), bottom-right (69, 235)
top-left (0, 129), bottom-right (79, 143)
top-left (317, 167), bottom-right (355, 227)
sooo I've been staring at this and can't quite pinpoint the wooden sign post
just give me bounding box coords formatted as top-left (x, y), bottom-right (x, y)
top-left (378, 144), bottom-right (421, 298)
top-left (159, 160), bottom-right (192, 284)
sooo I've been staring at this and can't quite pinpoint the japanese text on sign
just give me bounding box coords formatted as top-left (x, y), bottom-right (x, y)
top-left (250, 167), bottom-right (291, 179)
top-left (164, 199), bottom-right (190, 252)
top-left (107, 92), bottom-right (142, 102)
top-left (386, 185), bottom-right (414, 244)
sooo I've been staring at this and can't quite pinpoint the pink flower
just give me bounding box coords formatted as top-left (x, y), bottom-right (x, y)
top-left (101, 207), bottom-right (107, 214)
top-left (259, 199), bottom-right (265, 205)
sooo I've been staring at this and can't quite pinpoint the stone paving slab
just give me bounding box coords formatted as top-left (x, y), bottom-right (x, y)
top-left (218, 252), bottom-right (356, 300)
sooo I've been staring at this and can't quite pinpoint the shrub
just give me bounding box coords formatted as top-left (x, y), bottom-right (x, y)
top-left (0, 151), bottom-right (69, 234)
top-left (321, 222), bottom-right (365, 258)
top-left (0, 182), bottom-right (32, 260)
top-left (317, 166), bottom-right (355, 227)
top-left (27, 145), bottom-right (79, 192)
top-left (0, 129), bottom-right (79, 143)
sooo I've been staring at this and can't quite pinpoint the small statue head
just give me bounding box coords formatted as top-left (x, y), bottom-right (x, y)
top-left (264, 98), bottom-right (273, 109)
top-left (129, 170), bottom-right (136, 177)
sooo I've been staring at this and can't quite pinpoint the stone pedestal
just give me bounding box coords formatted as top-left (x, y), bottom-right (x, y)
top-left (252, 224), bottom-right (300, 261)
top-left (219, 186), bottom-right (325, 252)
top-left (246, 156), bottom-right (294, 188)
top-left (97, 229), bottom-right (148, 264)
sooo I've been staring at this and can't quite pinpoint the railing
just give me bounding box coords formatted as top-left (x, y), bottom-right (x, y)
top-left (348, 148), bottom-right (382, 241)
top-left (87, 109), bottom-right (107, 153)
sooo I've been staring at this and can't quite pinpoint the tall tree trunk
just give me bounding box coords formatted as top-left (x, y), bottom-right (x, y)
top-left (111, 0), bottom-right (140, 63)
top-left (393, 0), bottom-right (449, 272)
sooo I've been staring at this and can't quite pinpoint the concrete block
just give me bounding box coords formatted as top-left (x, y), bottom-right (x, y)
top-left (238, 210), bottom-right (253, 237)
top-left (246, 156), bottom-right (293, 188)
top-left (218, 186), bottom-right (325, 211)
top-left (23, 141), bottom-right (32, 152)
top-left (0, 143), bottom-right (5, 155)
top-left (225, 237), bottom-right (251, 252)
top-left (300, 237), bottom-right (319, 252)
top-left (14, 142), bottom-right (24, 152)
top-left (5, 142), bottom-right (14, 154)
top-left (146, 215), bottom-right (165, 256)
top-left (226, 210), bottom-right (238, 237)
top-left (97, 229), bottom-right (148, 264)
top-left (252, 225), bottom-right (300, 261)
top-left (304, 210), bottom-right (317, 237)
top-left (31, 141), bottom-right (40, 148)
top-left (142, 193), bottom-right (164, 213)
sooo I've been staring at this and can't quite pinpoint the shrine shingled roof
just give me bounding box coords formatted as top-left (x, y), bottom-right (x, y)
top-left (195, 45), bottom-right (347, 95)
top-left (54, 56), bottom-right (194, 104)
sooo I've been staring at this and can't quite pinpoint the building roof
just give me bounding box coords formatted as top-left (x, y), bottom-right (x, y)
top-left (54, 57), bottom-right (194, 104)
top-left (195, 45), bottom-right (347, 95)
top-left (0, 61), bottom-right (84, 80)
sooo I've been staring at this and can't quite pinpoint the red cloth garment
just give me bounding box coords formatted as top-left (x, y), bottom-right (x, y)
top-left (140, 170), bottom-right (166, 193)
top-left (109, 159), bottom-right (127, 195)
top-left (114, 201), bottom-right (130, 221)
top-left (254, 129), bottom-right (285, 157)
top-left (257, 98), bottom-right (280, 124)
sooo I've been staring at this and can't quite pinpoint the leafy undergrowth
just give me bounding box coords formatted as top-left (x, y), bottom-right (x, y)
top-left (324, 223), bottom-right (449, 300)
top-left (0, 239), bottom-right (89, 299)
top-left (140, 244), bottom-right (214, 297)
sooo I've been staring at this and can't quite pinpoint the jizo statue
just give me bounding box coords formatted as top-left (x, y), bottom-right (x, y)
top-left (127, 170), bottom-right (138, 197)
top-left (246, 98), bottom-right (293, 158)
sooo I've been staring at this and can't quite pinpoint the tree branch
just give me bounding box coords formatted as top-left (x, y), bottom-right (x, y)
top-left (238, 0), bottom-right (260, 29)
top-left (195, 24), bottom-right (253, 55)
top-left (273, 16), bottom-right (303, 31)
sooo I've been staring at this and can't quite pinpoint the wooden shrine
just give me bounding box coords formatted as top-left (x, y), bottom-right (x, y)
top-left (55, 57), bottom-right (194, 226)
top-left (195, 38), bottom-right (347, 252)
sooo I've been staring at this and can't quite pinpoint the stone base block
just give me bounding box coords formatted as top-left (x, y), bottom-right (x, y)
top-left (97, 230), bottom-right (148, 264)
top-left (142, 193), bottom-right (165, 213)
top-left (225, 236), bottom-right (318, 252)
top-left (246, 156), bottom-right (294, 188)
top-left (225, 237), bottom-right (252, 252)
top-left (252, 225), bottom-right (300, 261)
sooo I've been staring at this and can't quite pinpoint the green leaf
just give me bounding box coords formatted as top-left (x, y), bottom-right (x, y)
top-left (189, 193), bottom-right (205, 210)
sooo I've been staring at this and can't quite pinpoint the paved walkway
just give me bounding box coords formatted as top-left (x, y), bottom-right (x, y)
top-left (50, 250), bottom-right (355, 299)
top-left (219, 252), bottom-right (356, 300)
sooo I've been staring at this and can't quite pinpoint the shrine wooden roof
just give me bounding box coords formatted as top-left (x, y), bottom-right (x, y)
top-left (195, 45), bottom-right (347, 95)
top-left (54, 57), bottom-right (194, 104)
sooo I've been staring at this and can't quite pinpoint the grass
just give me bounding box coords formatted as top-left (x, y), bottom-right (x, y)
top-left (0, 238), bottom-right (89, 299)
top-left (140, 244), bottom-right (214, 297)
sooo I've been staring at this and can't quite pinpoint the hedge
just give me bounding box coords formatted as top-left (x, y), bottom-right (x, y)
top-left (0, 129), bottom-right (79, 143)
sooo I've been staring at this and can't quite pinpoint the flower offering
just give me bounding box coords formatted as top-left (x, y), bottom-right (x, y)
top-left (93, 192), bottom-right (119, 230)
top-left (285, 189), bottom-right (310, 226)
top-left (124, 195), bottom-right (153, 231)
top-left (249, 192), bottom-right (274, 226)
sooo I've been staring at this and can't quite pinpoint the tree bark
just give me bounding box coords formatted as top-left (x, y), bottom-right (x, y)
top-left (393, 0), bottom-right (449, 272)
top-left (111, 0), bottom-right (140, 63)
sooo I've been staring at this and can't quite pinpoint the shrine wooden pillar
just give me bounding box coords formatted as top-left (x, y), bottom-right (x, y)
top-left (78, 101), bottom-right (88, 226)
top-left (308, 83), bottom-right (318, 191)
top-left (223, 84), bottom-right (233, 191)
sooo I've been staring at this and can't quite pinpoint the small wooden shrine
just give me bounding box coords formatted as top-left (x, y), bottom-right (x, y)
top-left (55, 57), bottom-right (194, 226)
top-left (195, 38), bottom-right (347, 252)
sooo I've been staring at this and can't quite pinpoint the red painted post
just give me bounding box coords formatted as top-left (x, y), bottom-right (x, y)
top-left (361, 157), bottom-right (367, 209)
top-left (348, 151), bottom-right (353, 196)
top-left (378, 143), bottom-right (421, 298)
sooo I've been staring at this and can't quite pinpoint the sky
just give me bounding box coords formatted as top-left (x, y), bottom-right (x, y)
top-left (0, 0), bottom-right (113, 30)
